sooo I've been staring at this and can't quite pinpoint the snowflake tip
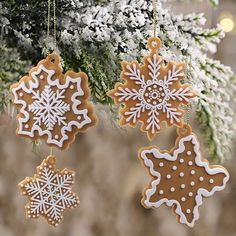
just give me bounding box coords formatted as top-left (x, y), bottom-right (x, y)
top-left (107, 37), bottom-right (197, 139)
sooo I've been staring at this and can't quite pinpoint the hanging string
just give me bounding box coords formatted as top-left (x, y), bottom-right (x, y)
top-left (46, 0), bottom-right (57, 52)
top-left (184, 55), bottom-right (193, 125)
top-left (46, 0), bottom-right (51, 50)
top-left (50, 147), bottom-right (54, 156)
top-left (184, 103), bottom-right (191, 125)
top-left (153, 0), bottom-right (157, 37)
top-left (53, 0), bottom-right (57, 51)
top-left (46, 0), bottom-right (57, 156)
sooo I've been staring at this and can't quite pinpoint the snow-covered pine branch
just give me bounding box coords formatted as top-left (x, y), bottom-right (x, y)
top-left (0, 0), bottom-right (235, 162)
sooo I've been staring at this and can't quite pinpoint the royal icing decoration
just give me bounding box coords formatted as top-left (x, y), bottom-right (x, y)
top-left (11, 53), bottom-right (97, 149)
top-left (139, 125), bottom-right (229, 227)
top-left (107, 37), bottom-right (196, 140)
top-left (19, 155), bottom-right (80, 227)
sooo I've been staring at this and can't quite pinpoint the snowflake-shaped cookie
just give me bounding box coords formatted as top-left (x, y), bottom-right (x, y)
top-left (107, 37), bottom-right (196, 140)
top-left (11, 53), bottom-right (97, 149)
top-left (19, 155), bottom-right (80, 227)
top-left (139, 126), bottom-right (229, 227)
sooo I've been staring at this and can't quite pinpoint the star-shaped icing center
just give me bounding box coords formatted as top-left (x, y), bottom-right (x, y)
top-left (139, 131), bottom-right (229, 227)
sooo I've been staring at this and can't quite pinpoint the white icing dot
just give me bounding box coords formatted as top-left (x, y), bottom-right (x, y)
top-left (172, 166), bottom-right (177, 171)
top-left (181, 197), bottom-right (186, 202)
top-left (190, 170), bottom-right (196, 175)
top-left (77, 116), bottom-right (82, 120)
top-left (39, 75), bottom-right (44, 80)
top-left (19, 92), bottom-right (23, 97)
top-left (186, 209), bottom-right (191, 214)
top-left (188, 161), bottom-right (193, 166)
top-left (159, 162), bottom-right (164, 167)
top-left (179, 159), bottom-right (184, 163)
top-left (55, 135), bottom-right (59, 139)
top-left (170, 187), bottom-right (175, 192)
top-left (188, 192), bottom-right (193, 197)
top-left (209, 179), bottom-right (214, 184)
top-left (159, 190), bottom-right (164, 195)
top-left (187, 151), bottom-right (192, 156)
top-left (179, 172), bottom-right (184, 177)
top-left (180, 184), bottom-right (186, 189)
top-left (166, 174), bottom-right (171, 179)
top-left (70, 85), bottom-right (74, 89)
top-left (190, 181), bottom-right (195, 187)
top-left (199, 177), bottom-right (204, 182)
top-left (25, 124), bottom-right (29, 129)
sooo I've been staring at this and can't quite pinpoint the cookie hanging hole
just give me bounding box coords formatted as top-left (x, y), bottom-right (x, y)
top-left (47, 53), bottom-right (60, 65)
top-left (178, 124), bottom-right (192, 137)
top-left (148, 37), bottom-right (161, 51)
top-left (47, 155), bottom-right (56, 165)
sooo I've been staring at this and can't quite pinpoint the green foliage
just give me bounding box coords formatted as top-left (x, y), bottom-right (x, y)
top-left (209, 0), bottom-right (219, 7)
top-left (0, 39), bottom-right (30, 112)
top-left (0, 0), bottom-right (235, 163)
top-left (62, 44), bottom-right (120, 105)
top-left (1, 0), bottom-right (74, 62)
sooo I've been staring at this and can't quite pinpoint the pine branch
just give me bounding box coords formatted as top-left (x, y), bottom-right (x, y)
top-left (0, 0), bottom-right (235, 163)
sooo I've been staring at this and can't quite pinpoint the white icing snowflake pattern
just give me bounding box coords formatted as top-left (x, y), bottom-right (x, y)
top-left (29, 86), bottom-right (70, 130)
top-left (108, 37), bottom-right (196, 139)
top-left (19, 156), bottom-right (80, 227)
top-left (11, 53), bottom-right (97, 149)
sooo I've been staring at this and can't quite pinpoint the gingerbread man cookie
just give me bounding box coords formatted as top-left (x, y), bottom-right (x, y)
top-left (11, 53), bottom-right (97, 149)
top-left (19, 155), bottom-right (80, 227)
top-left (139, 125), bottom-right (229, 227)
top-left (107, 37), bottom-right (196, 140)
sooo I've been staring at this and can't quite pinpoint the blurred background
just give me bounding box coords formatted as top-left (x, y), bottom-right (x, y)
top-left (0, 0), bottom-right (236, 236)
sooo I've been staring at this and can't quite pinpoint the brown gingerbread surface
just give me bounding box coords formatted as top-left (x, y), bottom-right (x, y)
top-left (19, 155), bottom-right (80, 227)
top-left (107, 37), bottom-right (196, 140)
top-left (11, 53), bottom-right (97, 149)
top-left (139, 125), bottom-right (229, 227)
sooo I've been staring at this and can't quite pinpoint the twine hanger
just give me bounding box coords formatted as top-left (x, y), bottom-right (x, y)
top-left (46, 0), bottom-right (57, 155)
top-left (46, 0), bottom-right (57, 53)
top-left (153, 0), bottom-right (157, 37)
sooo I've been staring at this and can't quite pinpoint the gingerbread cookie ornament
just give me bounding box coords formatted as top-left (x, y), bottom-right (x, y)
top-left (19, 155), bottom-right (80, 227)
top-left (139, 125), bottom-right (229, 227)
top-left (107, 37), bottom-right (196, 140)
top-left (11, 53), bottom-right (97, 149)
